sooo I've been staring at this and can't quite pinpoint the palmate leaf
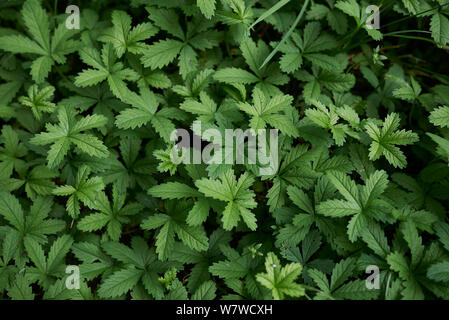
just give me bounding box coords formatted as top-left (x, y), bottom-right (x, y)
top-left (141, 202), bottom-right (209, 260)
top-left (209, 243), bottom-right (268, 299)
top-left (75, 43), bottom-right (139, 100)
top-left (277, 22), bottom-right (338, 74)
top-left (24, 235), bottom-right (73, 280)
top-left (115, 87), bottom-right (176, 142)
top-left (209, 253), bottom-right (248, 279)
top-left (309, 256), bottom-right (378, 300)
top-left (0, 35), bottom-right (46, 56)
top-left (334, 0), bottom-right (383, 40)
top-left (296, 67), bottom-right (356, 103)
top-left (365, 113), bottom-right (419, 169)
top-left (360, 221), bottom-right (390, 257)
top-left (142, 7), bottom-right (220, 79)
top-left (18, 85), bottom-right (56, 122)
top-left (30, 105), bottom-right (109, 168)
top-left (0, 194), bottom-right (65, 268)
top-left (195, 169), bottom-right (257, 231)
top-left (401, 0), bottom-right (421, 15)
top-left (0, 0), bottom-right (79, 83)
top-left (99, 10), bottom-right (158, 58)
top-left (214, 38), bottom-right (289, 96)
top-left (317, 170), bottom-right (389, 242)
top-left (53, 165), bottom-right (105, 218)
top-left (0, 192), bottom-right (25, 232)
top-left (256, 252), bottom-right (305, 300)
top-left (392, 76), bottom-right (422, 102)
top-left (238, 88), bottom-right (299, 137)
top-left (180, 91), bottom-right (217, 123)
top-left (78, 184), bottom-right (142, 241)
top-left (98, 237), bottom-right (172, 299)
top-left (0, 125), bottom-right (27, 179)
top-left (146, 7), bottom-right (185, 40)
top-left (306, 2), bottom-right (348, 35)
top-left (304, 99), bottom-right (360, 146)
top-left (148, 179), bottom-right (213, 227)
top-left (71, 241), bottom-right (114, 281)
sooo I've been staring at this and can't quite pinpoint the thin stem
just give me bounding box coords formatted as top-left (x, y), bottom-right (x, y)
top-left (383, 30), bottom-right (431, 36)
top-left (341, 24), bottom-right (362, 49)
top-left (250, 0), bottom-right (290, 30)
top-left (342, 3), bottom-right (449, 52)
top-left (259, 0), bottom-right (310, 69)
top-left (387, 34), bottom-right (436, 44)
top-left (381, 3), bottom-right (449, 30)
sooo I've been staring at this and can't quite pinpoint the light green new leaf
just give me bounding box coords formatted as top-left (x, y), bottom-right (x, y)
top-left (256, 252), bottom-right (305, 300)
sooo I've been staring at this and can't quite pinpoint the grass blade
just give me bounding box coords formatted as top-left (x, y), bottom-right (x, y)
top-left (259, 0), bottom-right (310, 69)
top-left (249, 0), bottom-right (291, 30)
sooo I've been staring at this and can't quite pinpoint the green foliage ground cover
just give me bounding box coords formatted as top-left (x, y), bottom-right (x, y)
top-left (0, 0), bottom-right (449, 300)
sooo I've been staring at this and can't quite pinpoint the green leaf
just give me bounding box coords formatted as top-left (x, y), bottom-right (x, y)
top-left (98, 267), bottom-right (142, 298)
top-left (7, 274), bottom-right (34, 300)
top-left (214, 68), bottom-right (259, 84)
top-left (429, 106), bottom-right (449, 128)
top-left (141, 39), bottom-right (184, 69)
top-left (366, 113), bottom-right (419, 168)
top-left (427, 262), bottom-right (449, 282)
top-left (256, 252), bottom-right (305, 300)
top-left (238, 88), bottom-right (299, 137)
top-left (53, 165), bottom-right (105, 217)
top-left (430, 13), bottom-right (449, 46)
top-left (197, 0), bottom-right (216, 19)
top-left (330, 257), bottom-right (356, 291)
top-left (99, 10), bottom-right (158, 58)
top-left (195, 169), bottom-right (257, 230)
top-left (148, 182), bottom-right (201, 199)
top-left (0, 192), bottom-right (25, 232)
top-left (30, 106), bottom-right (109, 168)
top-left (47, 235), bottom-right (74, 272)
top-left (146, 7), bottom-right (184, 40)
top-left (335, 0), bottom-right (360, 20)
top-left (427, 133), bottom-right (449, 157)
top-left (360, 221), bottom-right (390, 257)
top-left (434, 222), bottom-right (449, 252)
top-left (141, 206), bottom-right (208, 260)
top-left (0, 35), bottom-right (46, 55)
top-left (387, 252), bottom-right (409, 280)
top-left (192, 280), bottom-right (217, 300)
top-left (22, 0), bottom-right (50, 50)
top-left (0, 0), bottom-right (78, 83)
